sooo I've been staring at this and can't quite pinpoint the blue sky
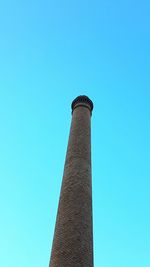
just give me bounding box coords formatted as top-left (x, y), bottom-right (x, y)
top-left (0, 0), bottom-right (150, 266)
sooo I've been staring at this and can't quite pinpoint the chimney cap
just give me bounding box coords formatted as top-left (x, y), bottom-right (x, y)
top-left (71, 95), bottom-right (94, 113)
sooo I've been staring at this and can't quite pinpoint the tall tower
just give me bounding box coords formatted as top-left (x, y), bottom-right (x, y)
top-left (49, 95), bottom-right (94, 267)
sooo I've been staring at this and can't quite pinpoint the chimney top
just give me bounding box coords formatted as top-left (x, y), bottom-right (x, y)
top-left (71, 95), bottom-right (93, 113)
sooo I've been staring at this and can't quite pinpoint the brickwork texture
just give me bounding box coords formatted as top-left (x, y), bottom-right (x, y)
top-left (49, 96), bottom-right (94, 267)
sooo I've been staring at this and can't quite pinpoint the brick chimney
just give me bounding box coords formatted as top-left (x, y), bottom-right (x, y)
top-left (49, 96), bottom-right (94, 267)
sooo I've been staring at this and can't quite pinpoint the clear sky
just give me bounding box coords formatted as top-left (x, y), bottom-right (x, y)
top-left (0, 0), bottom-right (150, 266)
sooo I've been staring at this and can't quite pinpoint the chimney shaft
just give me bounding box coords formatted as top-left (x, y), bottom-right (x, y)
top-left (49, 96), bottom-right (94, 267)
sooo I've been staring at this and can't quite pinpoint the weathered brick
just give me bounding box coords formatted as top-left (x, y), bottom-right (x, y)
top-left (49, 96), bottom-right (94, 267)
